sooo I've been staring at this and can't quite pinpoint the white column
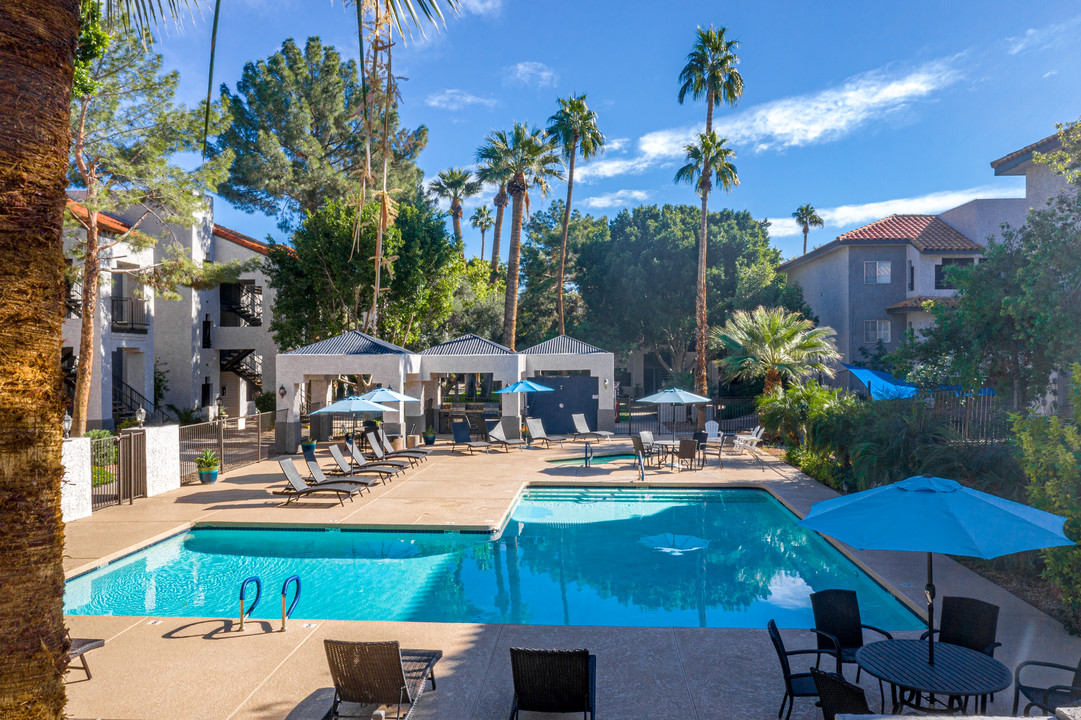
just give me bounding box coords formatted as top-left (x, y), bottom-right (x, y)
top-left (61, 437), bottom-right (92, 522)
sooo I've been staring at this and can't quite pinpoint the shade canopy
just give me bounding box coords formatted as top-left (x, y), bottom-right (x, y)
top-left (359, 388), bottom-right (420, 403)
top-left (310, 396), bottom-right (394, 415)
top-left (638, 388), bottom-right (711, 405)
top-left (495, 379), bottom-right (554, 394)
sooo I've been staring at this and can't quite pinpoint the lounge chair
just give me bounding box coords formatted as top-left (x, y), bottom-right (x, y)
top-left (526, 417), bottom-right (565, 448)
top-left (570, 413), bottom-right (613, 442)
top-left (307, 459), bottom-right (383, 489)
top-left (810, 668), bottom-right (871, 720)
top-left (324, 639), bottom-right (442, 720)
top-left (767, 619), bottom-right (841, 720)
top-left (327, 445), bottom-right (397, 484)
top-left (450, 419), bottom-right (490, 454)
top-left (66, 632), bottom-right (104, 680)
top-left (733, 425), bottom-right (764, 455)
top-left (350, 442), bottom-right (407, 479)
top-left (508, 647), bottom-right (596, 720)
top-left (364, 432), bottom-right (421, 468)
top-left (272, 459), bottom-right (362, 505)
top-left (488, 420), bottom-right (525, 451)
top-left (373, 429), bottom-right (430, 462)
top-left (380, 428), bottom-right (435, 456)
top-left (1013, 654), bottom-right (1081, 716)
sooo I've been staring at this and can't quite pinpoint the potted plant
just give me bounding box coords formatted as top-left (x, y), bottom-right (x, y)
top-left (422, 426), bottom-right (437, 445)
top-left (196, 450), bottom-right (220, 484)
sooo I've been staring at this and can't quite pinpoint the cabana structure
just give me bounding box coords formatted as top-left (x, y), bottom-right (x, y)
top-left (419, 334), bottom-right (524, 433)
top-left (519, 335), bottom-right (616, 435)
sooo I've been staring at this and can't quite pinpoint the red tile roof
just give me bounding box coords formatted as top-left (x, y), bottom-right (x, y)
top-left (65, 199), bottom-right (134, 236)
top-left (212, 224), bottom-right (269, 256)
top-left (837, 215), bottom-right (981, 252)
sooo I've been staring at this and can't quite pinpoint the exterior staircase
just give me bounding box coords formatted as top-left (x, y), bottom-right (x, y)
top-left (112, 374), bottom-right (172, 425)
top-left (220, 349), bottom-right (263, 392)
top-left (220, 283), bottom-right (262, 326)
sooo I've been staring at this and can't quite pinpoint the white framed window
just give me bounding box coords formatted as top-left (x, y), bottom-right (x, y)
top-left (864, 260), bottom-right (892, 284)
top-left (864, 320), bottom-right (891, 344)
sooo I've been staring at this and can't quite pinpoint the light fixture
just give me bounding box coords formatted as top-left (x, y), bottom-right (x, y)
top-left (135, 406), bottom-right (146, 427)
top-left (603, 378), bottom-right (609, 389)
top-left (278, 384), bottom-right (287, 398)
top-left (62, 413), bottom-right (72, 439)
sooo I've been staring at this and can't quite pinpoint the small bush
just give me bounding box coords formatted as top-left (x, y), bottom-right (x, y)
top-left (786, 445), bottom-right (851, 492)
top-left (254, 391), bottom-right (277, 414)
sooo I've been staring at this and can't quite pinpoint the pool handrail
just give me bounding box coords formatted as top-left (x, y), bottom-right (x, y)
top-left (281, 575), bottom-right (301, 631)
top-left (239, 575), bottom-right (261, 631)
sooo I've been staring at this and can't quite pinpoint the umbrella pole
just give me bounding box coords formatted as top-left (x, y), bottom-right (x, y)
top-left (926, 551), bottom-right (935, 665)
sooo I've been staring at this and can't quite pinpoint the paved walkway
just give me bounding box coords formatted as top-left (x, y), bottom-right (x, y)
top-left (64, 440), bottom-right (1081, 719)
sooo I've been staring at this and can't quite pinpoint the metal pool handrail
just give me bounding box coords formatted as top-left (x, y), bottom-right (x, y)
top-left (584, 442), bottom-right (593, 467)
top-left (238, 576), bottom-right (261, 631)
top-left (281, 575), bottom-right (301, 631)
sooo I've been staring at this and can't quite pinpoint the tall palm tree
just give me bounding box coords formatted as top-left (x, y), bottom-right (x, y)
top-left (429, 167), bottom-right (481, 256)
top-left (546, 93), bottom-right (604, 336)
top-left (793, 203), bottom-right (824, 256)
top-left (476, 142), bottom-right (512, 279)
top-left (710, 306), bottom-right (841, 395)
top-left (470, 205), bottom-right (494, 260)
top-left (677, 24), bottom-right (743, 399)
top-left (476, 123), bottom-right (563, 349)
top-left (0, 2), bottom-right (455, 717)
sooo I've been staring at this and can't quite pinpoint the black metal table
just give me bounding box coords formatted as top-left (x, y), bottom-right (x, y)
top-left (856, 639), bottom-right (1012, 715)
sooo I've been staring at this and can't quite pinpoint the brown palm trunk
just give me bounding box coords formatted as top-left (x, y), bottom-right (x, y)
top-left (694, 92), bottom-right (716, 413)
top-left (764, 368), bottom-right (782, 395)
top-left (72, 218), bottom-right (100, 436)
top-left (451, 206), bottom-right (463, 257)
top-left (490, 186), bottom-right (507, 279)
top-left (480, 229), bottom-right (486, 261)
top-left (0, 3), bottom-right (79, 719)
top-left (502, 185), bottom-right (525, 349)
top-left (556, 137), bottom-right (577, 336)
top-left (802, 226), bottom-right (808, 255)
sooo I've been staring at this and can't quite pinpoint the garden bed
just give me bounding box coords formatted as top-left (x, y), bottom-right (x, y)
top-left (956, 557), bottom-right (1080, 634)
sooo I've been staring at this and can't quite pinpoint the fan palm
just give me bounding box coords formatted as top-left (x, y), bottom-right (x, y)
top-left (0, 2), bottom-right (456, 717)
top-left (476, 140), bottom-right (513, 278)
top-left (546, 93), bottom-right (604, 335)
top-left (793, 203), bottom-right (824, 256)
top-left (430, 167), bottom-right (481, 253)
top-left (677, 24), bottom-right (743, 399)
top-left (476, 123), bottom-right (563, 349)
top-left (710, 306), bottom-right (841, 395)
top-left (470, 205), bottom-right (494, 259)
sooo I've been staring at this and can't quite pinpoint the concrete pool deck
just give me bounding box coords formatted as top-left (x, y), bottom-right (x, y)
top-left (63, 440), bottom-right (1081, 719)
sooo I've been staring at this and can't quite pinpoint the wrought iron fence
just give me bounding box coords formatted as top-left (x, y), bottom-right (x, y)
top-left (90, 429), bottom-right (146, 511)
top-left (179, 412), bottom-right (276, 484)
top-left (617, 397), bottom-right (759, 436)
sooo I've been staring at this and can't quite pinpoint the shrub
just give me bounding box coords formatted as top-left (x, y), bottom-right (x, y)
top-left (254, 391), bottom-right (277, 414)
top-left (785, 445), bottom-right (852, 492)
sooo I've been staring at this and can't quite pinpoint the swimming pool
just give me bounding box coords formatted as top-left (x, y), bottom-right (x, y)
top-left (547, 453), bottom-right (639, 467)
top-left (64, 487), bottom-right (922, 629)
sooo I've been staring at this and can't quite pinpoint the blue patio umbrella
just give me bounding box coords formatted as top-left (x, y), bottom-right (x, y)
top-left (359, 388), bottom-right (420, 403)
top-left (637, 388), bottom-right (711, 404)
top-left (310, 396), bottom-right (394, 414)
top-left (798, 474), bottom-right (1073, 663)
top-left (495, 379), bottom-right (555, 394)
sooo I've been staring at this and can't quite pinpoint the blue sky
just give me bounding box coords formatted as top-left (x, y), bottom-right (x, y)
top-left (153, 0), bottom-right (1080, 260)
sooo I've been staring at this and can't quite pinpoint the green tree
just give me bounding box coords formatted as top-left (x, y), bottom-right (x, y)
top-left (711, 306), bottom-right (840, 395)
top-left (792, 203), bottom-right (823, 256)
top-left (67, 29), bottom-right (243, 436)
top-left (546, 93), bottom-right (604, 335)
top-left (677, 24), bottom-right (744, 398)
top-left (476, 148), bottom-right (512, 278)
top-left (429, 167), bottom-right (481, 252)
top-left (470, 205), bottom-right (494, 260)
top-left (1035, 116), bottom-right (1081, 186)
top-left (475, 124), bottom-right (563, 349)
top-left (415, 259), bottom-right (506, 348)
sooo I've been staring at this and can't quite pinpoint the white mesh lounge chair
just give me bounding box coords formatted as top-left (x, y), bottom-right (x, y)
top-left (324, 639), bottom-right (442, 720)
top-left (488, 420), bottom-right (525, 451)
top-left (327, 445), bottom-right (396, 484)
top-left (272, 459), bottom-right (362, 505)
top-left (372, 429), bottom-right (429, 463)
top-left (450, 419), bottom-right (490, 454)
top-left (571, 414), bottom-right (613, 441)
top-left (363, 432), bottom-right (420, 468)
top-left (349, 442), bottom-right (407, 479)
top-left (380, 428), bottom-right (435, 456)
top-left (526, 417), bottom-right (565, 448)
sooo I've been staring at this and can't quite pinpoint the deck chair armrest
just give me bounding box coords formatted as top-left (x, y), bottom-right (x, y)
top-left (860, 624), bottom-right (893, 640)
top-left (918, 628), bottom-right (939, 641)
top-left (807, 629), bottom-right (843, 673)
top-left (984, 640), bottom-right (1002, 656)
top-left (1016, 660), bottom-right (1079, 679)
top-left (786, 647), bottom-right (841, 672)
top-left (1045, 684), bottom-right (1081, 697)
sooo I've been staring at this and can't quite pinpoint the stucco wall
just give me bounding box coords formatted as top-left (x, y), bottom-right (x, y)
top-left (939, 198), bottom-right (1027, 246)
top-left (847, 244), bottom-right (908, 359)
top-left (1024, 161), bottom-right (1070, 211)
top-left (784, 246), bottom-right (850, 359)
top-left (144, 424), bottom-right (181, 497)
top-left (61, 437), bottom-right (92, 522)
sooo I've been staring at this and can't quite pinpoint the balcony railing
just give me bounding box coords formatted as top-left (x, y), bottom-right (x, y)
top-left (111, 296), bottom-right (149, 333)
top-left (220, 283), bottom-right (263, 326)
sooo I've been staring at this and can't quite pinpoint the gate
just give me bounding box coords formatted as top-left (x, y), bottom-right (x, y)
top-left (526, 375), bottom-right (599, 435)
top-left (90, 428), bottom-right (147, 511)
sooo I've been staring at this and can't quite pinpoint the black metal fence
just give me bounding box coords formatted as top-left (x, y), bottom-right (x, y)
top-left (179, 412), bottom-right (276, 484)
top-left (90, 429), bottom-right (146, 511)
top-left (616, 396), bottom-right (759, 436)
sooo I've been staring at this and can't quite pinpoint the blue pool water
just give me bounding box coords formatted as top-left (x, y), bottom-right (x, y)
top-left (64, 487), bottom-right (923, 629)
top-left (547, 453), bottom-right (639, 466)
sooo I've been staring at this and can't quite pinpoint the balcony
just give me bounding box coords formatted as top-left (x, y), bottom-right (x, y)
top-left (220, 283), bottom-right (263, 327)
top-left (111, 296), bottom-right (149, 334)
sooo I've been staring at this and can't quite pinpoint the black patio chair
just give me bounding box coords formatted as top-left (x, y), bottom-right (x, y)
top-left (66, 632), bottom-right (104, 681)
top-left (1013, 654), bottom-right (1081, 716)
top-left (767, 619), bottom-right (841, 720)
top-left (508, 647), bottom-right (596, 720)
top-left (921, 595), bottom-right (1001, 656)
top-left (692, 430), bottom-right (708, 468)
top-left (810, 668), bottom-right (871, 720)
top-left (324, 639), bottom-right (442, 720)
top-left (810, 588), bottom-right (893, 681)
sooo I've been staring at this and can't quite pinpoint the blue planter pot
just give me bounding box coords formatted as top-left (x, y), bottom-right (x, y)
top-left (423, 435), bottom-right (436, 446)
top-left (198, 468), bottom-right (219, 484)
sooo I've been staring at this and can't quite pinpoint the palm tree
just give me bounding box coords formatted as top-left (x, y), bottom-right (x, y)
top-left (677, 24), bottom-right (743, 399)
top-left (470, 205), bottom-right (494, 260)
top-left (476, 123), bottom-right (563, 349)
top-left (710, 306), bottom-right (841, 395)
top-left (0, 2), bottom-right (455, 717)
top-left (546, 93), bottom-right (604, 336)
top-left (476, 142), bottom-right (513, 279)
top-left (429, 167), bottom-right (481, 255)
top-left (793, 203), bottom-right (824, 255)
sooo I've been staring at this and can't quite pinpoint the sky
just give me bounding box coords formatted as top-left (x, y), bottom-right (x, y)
top-left (151, 0), bottom-right (1081, 260)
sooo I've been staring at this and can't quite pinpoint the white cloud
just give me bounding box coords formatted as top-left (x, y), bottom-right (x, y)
top-left (425, 89), bottom-right (496, 111)
top-left (580, 189), bottom-right (650, 210)
top-left (764, 184), bottom-right (1026, 238)
top-left (1043, 69), bottom-right (1059, 79)
top-left (460, 0), bottom-right (502, 15)
top-left (605, 137), bottom-right (629, 153)
top-left (1006, 17), bottom-right (1080, 55)
top-left (505, 61), bottom-right (558, 88)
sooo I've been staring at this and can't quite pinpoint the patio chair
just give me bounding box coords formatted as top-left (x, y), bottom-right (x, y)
top-left (767, 619), bottom-right (841, 720)
top-left (450, 419), bottom-right (490, 454)
top-left (488, 420), bottom-right (525, 451)
top-left (810, 589), bottom-right (893, 683)
top-left (675, 439), bottom-right (699, 471)
top-left (380, 428), bottom-right (435, 456)
top-left (324, 639), bottom-right (442, 720)
top-left (66, 632), bottom-right (104, 681)
top-left (692, 431), bottom-right (709, 467)
top-left (733, 425), bottom-right (764, 455)
top-left (327, 445), bottom-right (396, 484)
top-left (570, 413), bottom-right (613, 442)
top-left (1013, 654), bottom-right (1081, 716)
top-left (704, 419), bottom-right (720, 440)
top-left (307, 458), bottom-right (383, 489)
top-left (920, 595), bottom-right (1001, 656)
top-left (360, 433), bottom-right (414, 469)
top-left (272, 459), bottom-right (362, 506)
top-left (508, 647), bottom-right (596, 720)
top-left (526, 417), bottom-right (565, 448)
top-left (810, 668), bottom-right (871, 720)
top-left (349, 443), bottom-right (406, 480)
top-left (631, 435), bottom-right (660, 467)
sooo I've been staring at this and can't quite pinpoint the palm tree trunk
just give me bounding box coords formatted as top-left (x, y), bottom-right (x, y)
top-left (72, 218), bottom-right (100, 436)
top-left (802, 226), bottom-right (808, 255)
top-left (490, 187), bottom-right (507, 279)
top-left (480, 229), bottom-right (486, 261)
top-left (370, 23), bottom-right (392, 334)
top-left (0, 3), bottom-right (79, 719)
top-left (694, 90), bottom-right (716, 415)
top-left (502, 191), bottom-right (525, 350)
top-left (556, 138), bottom-right (577, 336)
top-left (764, 368), bottom-right (782, 395)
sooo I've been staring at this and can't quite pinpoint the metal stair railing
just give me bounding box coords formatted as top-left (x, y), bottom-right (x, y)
top-left (112, 374), bottom-right (172, 425)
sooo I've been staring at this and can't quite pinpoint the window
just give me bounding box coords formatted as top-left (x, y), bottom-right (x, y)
top-left (908, 261), bottom-right (915, 291)
top-left (864, 320), bottom-right (891, 344)
top-left (935, 257), bottom-right (974, 290)
top-left (864, 261), bottom-right (891, 284)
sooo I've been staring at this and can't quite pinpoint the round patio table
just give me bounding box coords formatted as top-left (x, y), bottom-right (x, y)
top-left (856, 639), bottom-right (1011, 715)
